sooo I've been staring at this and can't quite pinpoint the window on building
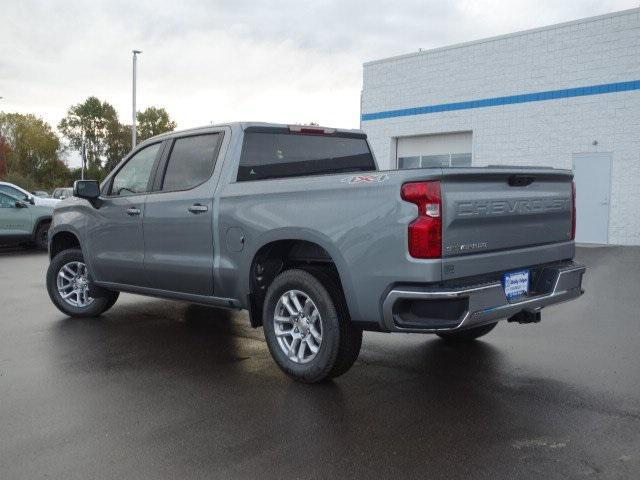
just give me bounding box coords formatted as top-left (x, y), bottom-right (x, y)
top-left (397, 153), bottom-right (472, 169)
top-left (397, 156), bottom-right (420, 169)
top-left (396, 132), bottom-right (472, 169)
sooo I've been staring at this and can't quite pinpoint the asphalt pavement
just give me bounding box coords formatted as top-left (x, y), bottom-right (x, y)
top-left (0, 245), bottom-right (638, 479)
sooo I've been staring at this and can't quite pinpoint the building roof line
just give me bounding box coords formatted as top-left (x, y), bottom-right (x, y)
top-left (363, 7), bottom-right (640, 67)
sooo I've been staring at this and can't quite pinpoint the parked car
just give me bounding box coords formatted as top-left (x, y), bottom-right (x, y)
top-left (32, 190), bottom-right (51, 198)
top-left (0, 181), bottom-right (58, 207)
top-left (51, 187), bottom-right (73, 200)
top-left (0, 191), bottom-right (53, 249)
top-left (46, 122), bottom-right (586, 382)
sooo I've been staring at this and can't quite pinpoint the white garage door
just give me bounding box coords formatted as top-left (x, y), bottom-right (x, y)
top-left (397, 132), bottom-right (472, 169)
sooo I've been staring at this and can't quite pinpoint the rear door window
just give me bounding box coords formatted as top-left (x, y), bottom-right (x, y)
top-left (160, 134), bottom-right (221, 191)
top-left (237, 132), bottom-right (375, 181)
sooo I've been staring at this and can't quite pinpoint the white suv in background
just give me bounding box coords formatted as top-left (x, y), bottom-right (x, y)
top-left (0, 182), bottom-right (59, 207)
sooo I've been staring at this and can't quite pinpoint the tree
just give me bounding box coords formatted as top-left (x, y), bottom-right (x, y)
top-left (0, 112), bottom-right (65, 188)
top-left (58, 97), bottom-right (119, 172)
top-left (105, 121), bottom-right (132, 173)
top-left (58, 100), bottom-right (177, 178)
top-left (0, 133), bottom-right (10, 178)
top-left (136, 107), bottom-right (177, 142)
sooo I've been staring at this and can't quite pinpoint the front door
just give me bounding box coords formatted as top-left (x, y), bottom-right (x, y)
top-left (572, 152), bottom-right (612, 244)
top-left (0, 192), bottom-right (32, 241)
top-left (143, 132), bottom-right (222, 295)
top-left (88, 142), bottom-right (163, 285)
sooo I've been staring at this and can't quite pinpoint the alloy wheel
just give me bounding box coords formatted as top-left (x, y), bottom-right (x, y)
top-left (56, 261), bottom-right (94, 308)
top-left (273, 289), bottom-right (323, 364)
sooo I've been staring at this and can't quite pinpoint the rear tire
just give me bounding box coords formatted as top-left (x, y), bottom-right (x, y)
top-left (34, 221), bottom-right (50, 250)
top-left (262, 268), bottom-right (362, 383)
top-left (47, 248), bottom-right (119, 318)
top-left (436, 322), bottom-right (497, 342)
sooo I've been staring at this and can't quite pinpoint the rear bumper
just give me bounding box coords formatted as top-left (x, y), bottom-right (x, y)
top-left (382, 261), bottom-right (585, 333)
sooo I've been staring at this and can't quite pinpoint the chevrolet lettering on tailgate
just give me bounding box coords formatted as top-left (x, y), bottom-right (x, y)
top-left (456, 197), bottom-right (570, 217)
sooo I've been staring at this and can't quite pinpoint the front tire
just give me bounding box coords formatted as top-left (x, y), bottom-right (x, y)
top-left (46, 248), bottom-right (119, 318)
top-left (262, 268), bottom-right (362, 383)
top-left (436, 322), bottom-right (497, 342)
top-left (34, 221), bottom-right (50, 250)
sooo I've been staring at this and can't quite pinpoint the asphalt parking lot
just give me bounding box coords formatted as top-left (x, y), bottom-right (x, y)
top-left (0, 246), bottom-right (639, 479)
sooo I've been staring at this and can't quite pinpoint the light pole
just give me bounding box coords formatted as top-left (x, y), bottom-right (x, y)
top-left (131, 50), bottom-right (142, 147)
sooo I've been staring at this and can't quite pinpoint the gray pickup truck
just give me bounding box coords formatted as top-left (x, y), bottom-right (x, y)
top-left (46, 122), bottom-right (585, 382)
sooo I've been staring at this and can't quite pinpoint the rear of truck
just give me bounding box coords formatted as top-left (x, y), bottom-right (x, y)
top-left (384, 167), bottom-right (585, 333)
top-left (222, 123), bottom-right (585, 382)
top-left (224, 124), bottom-right (584, 335)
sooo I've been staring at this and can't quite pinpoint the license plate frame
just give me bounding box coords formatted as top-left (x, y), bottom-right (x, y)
top-left (503, 269), bottom-right (530, 301)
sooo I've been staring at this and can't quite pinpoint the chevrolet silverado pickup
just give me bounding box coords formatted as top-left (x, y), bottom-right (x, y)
top-left (46, 123), bottom-right (585, 382)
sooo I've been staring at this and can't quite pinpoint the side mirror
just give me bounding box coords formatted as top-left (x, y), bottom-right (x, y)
top-left (28, 196), bottom-right (35, 205)
top-left (15, 201), bottom-right (28, 208)
top-left (73, 180), bottom-right (100, 200)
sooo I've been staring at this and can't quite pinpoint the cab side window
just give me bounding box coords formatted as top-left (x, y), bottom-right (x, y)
top-left (161, 134), bottom-right (221, 192)
top-left (110, 143), bottom-right (161, 196)
top-left (0, 192), bottom-right (17, 208)
top-left (0, 185), bottom-right (28, 201)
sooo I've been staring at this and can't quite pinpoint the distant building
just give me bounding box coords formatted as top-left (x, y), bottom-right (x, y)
top-left (361, 8), bottom-right (640, 245)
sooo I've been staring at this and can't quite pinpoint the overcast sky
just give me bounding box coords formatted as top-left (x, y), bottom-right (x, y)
top-left (1, 0), bottom-right (637, 165)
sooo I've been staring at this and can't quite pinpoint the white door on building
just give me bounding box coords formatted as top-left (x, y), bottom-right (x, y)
top-left (396, 132), bottom-right (472, 169)
top-left (572, 152), bottom-right (612, 244)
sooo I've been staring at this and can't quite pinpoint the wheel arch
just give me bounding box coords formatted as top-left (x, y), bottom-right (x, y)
top-left (49, 230), bottom-right (82, 260)
top-left (31, 215), bottom-right (52, 238)
top-left (244, 231), bottom-right (356, 328)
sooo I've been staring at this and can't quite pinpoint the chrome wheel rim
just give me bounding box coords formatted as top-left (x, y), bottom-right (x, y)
top-left (56, 261), bottom-right (94, 308)
top-left (274, 289), bottom-right (323, 364)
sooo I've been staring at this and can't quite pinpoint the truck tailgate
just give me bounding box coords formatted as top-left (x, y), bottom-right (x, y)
top-left (440, 168), bottom-right (574, 280)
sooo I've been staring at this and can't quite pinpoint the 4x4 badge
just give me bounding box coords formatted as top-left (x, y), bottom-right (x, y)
top-left (341, 174), bottom-right (389, 184)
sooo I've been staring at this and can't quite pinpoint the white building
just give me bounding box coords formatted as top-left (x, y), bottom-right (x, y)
top-left (361, 8), bottom-right (640, 245)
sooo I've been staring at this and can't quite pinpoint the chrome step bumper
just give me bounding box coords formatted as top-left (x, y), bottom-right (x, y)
top-left (382, 262), bottom-right (585, 333)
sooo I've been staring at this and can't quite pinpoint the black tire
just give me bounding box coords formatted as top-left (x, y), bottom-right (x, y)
top-left (262, 268), bottom-right (362, 383)
top-left (436, 322), bottom-right (497, 342)
top-left (34, 221), bottom-right (50, 250)
top-left (46, 248), bottom-right (119, 318)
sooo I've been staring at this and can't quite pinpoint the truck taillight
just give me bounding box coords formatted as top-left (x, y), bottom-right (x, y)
top-left (571, 181), bottom-right (576, 240)
top-left (401, 181), bottom-right (442, 258)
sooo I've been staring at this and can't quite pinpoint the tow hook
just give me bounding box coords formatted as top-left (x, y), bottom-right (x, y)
top-left (508, 309), bottom-right (541, 324)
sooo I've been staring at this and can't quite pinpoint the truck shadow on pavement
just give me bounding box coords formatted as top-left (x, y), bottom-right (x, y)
top-left (0, 245), bottom-right (46, 256)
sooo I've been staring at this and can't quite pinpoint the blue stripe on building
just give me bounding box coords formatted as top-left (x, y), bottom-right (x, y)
top-left (361, 80), bottom-right (640, 121)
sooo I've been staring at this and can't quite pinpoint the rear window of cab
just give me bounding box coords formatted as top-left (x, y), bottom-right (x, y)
top-left (237, 132), bottom-right (376, 182)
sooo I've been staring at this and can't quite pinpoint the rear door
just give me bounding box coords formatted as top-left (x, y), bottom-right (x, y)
top-left (88, 141), bottom-right (163, 285)
top-left (142, 131), bottom-right (223, 295)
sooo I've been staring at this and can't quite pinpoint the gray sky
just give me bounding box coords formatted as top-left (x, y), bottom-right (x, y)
top-left (1, 0), bottom-right (636, 165)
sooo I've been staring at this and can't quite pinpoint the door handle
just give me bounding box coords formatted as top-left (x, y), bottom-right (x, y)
top-left (126, 207), bottom-right (141, 216)
top-left (188, 204), bottom-right (208, 214)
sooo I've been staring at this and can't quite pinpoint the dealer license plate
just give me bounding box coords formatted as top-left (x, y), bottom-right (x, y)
top-left (503, 270), bottom-right (529, 300)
